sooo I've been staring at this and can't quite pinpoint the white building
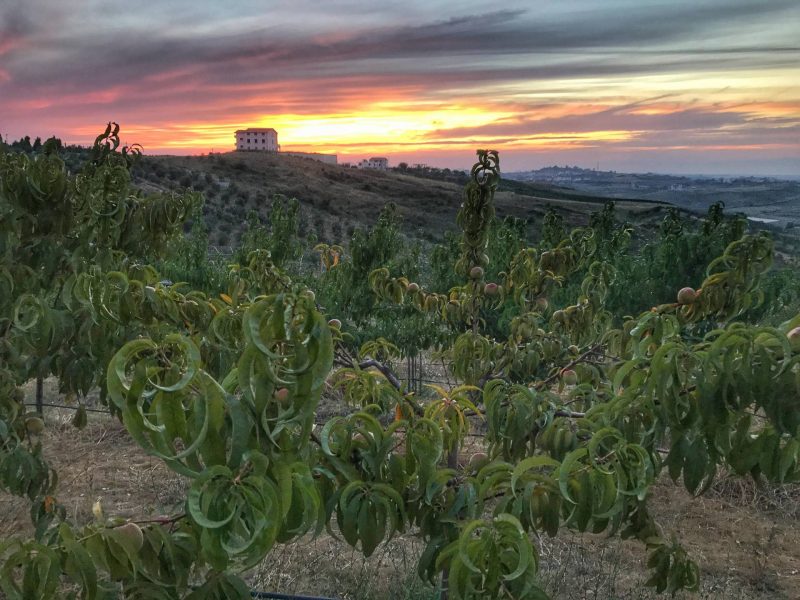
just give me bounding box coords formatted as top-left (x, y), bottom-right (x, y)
top-left (235, 128), bottom-right (279, 152)
top-left (358, 157), bottom-right (389, 170)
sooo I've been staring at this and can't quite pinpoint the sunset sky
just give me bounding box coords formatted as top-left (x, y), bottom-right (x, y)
top-left (1, 0), bottom-right (798, 175)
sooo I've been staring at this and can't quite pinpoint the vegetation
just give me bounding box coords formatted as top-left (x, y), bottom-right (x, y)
top-left (1, 127), bottom-right (799, 599)
top-left (119, 148), bottom-right (677, 249)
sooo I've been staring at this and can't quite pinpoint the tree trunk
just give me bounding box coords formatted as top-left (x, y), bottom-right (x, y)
top-left (439, 447), bottom-right (459, 600)
top-left (35, 375), bottom-right (44, 415)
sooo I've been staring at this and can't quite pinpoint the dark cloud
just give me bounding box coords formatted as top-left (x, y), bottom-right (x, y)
top-left (2, 2), bottom-right (798, 93)
top-left (0, 1), bottom-right (36, 37)
top-left (0, 0), bottom-right (73, 44)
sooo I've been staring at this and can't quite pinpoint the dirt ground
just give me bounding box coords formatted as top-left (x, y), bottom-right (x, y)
top-left (2, 383), bottom-right (798, 599)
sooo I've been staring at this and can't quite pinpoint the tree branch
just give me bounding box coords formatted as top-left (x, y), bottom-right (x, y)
top-left (358, 358), bottom-right (403, 390)
top-left (534, 343), bottom-right (606, 390)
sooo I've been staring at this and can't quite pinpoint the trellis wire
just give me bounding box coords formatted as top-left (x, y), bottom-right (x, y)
top-left (250, 591), bottom-right (337, 600)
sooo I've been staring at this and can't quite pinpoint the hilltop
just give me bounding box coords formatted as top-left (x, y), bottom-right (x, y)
top-left (129, 151), bottom-right (672, 250)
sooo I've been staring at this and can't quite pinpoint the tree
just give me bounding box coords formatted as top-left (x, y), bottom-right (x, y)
top-left (11, 135), bottom-right (32, 152)
top-left (367, 151), bottom-right (799, 597)
top-left (42, 136), bottom-right (64, 155)
top-left (0, 123), bottom-right (201, 570)
top-left (0, 140), bottom-right (798, 600)
top-left (235, 196), bottom-right (303, 269)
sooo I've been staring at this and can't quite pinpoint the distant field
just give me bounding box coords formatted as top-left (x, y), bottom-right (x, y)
top-left (506, 168), bottom-right (800, 226)
top-left (572, 182), bottom-right (800, 256)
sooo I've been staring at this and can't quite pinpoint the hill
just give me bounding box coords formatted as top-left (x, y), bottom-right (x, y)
top-left (129, 151), bottom-right (672, 250)
top-left (507, 166), bottom-right (800, 254)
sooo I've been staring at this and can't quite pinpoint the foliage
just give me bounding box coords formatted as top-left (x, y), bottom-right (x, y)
top-left (1, 132), bottom-right (799, 600)
top-left (311, 203), bottom-right (447, 355)
top-left (533, 201), bottom-right (755, 324)
top-left (155, 206), bottom-right (228, 293)
top-left (235, 196), bottom-right (303, 269)
top-left (0, 122), bottom-right (199, 399)
top-left (368, 151), bottom-right (800, 598)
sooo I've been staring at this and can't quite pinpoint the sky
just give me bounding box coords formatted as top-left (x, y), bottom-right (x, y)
top-left (1, 0), bottom-right (799, 175)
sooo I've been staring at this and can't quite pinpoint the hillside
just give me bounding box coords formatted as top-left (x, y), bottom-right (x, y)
top-left (507, 166), bottom-right (800, 255)
top-left (129, 151), bottom-right (672, 250)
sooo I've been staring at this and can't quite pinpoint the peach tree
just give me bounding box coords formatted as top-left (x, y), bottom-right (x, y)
top-left (0, 123), bottom-right (201, 516)
top-left (366, 151), bottom-right (800, 597)
top-left (0, 139), bottom-right (798, 600)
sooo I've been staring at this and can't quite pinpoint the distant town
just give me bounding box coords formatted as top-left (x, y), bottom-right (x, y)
top-left (506, 165), bottom-right (788, 188)
top-left (506, 166), bottom-right (800, 230)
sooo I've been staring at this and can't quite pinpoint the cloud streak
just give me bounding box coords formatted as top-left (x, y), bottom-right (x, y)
top-left (0, 0), bottom-right (798, 174)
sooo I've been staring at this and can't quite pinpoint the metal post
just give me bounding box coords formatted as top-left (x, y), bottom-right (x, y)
top-left (35, 375), bottom-right (44, 415)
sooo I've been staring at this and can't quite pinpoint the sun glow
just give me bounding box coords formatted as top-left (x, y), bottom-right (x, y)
top-left (269, 106), bottom-right (510, 147)
top-left (111, 105), bottom-right (518, 154)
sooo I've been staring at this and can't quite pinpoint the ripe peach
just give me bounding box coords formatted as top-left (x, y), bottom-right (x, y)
top-left (561, 369), bottom-right (578, 385)
top-left (677, 287), bottom-right (697, 304)
top-left (469, 266), bottom-right (484, 279)
top-left (115, 523), bottom-right (144, 551)
top-left (788, 326), bottom-right (800, 351)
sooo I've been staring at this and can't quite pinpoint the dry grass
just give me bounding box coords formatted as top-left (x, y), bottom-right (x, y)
top-left (248, 531), bottom-right (437, 600)
top-left (2, 388), bottom-right (799, 599)
top-left (0, 416), bottom-right (187, 540)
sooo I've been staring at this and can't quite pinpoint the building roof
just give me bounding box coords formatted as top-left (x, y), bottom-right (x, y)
top-left (235, 128), bottom-right (277, 133)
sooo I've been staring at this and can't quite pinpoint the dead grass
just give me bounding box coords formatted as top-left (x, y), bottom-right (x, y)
top-left (248, 531), bottom-right (438, 600)
top-left (0, 415), bottom-right (187, 540)
top-left (1, 393), bottom-right (798, 599)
